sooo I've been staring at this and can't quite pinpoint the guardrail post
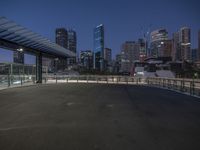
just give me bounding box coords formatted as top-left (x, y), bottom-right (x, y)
top-left (56, 75), bottom-right (57, 84)
top-left (146, 78), bottom-right (149, 85)
top-left (193, 80), bottom-right (195, 95)
top-left (173, 80), bottom-right (175, 90)
top-left (162, 79), bottom-right (164, 87)
top-left (190, 81), bottom-right (192, 95)
top-left (167, 79), bottom-right (170, 89)
top-left (32, 76), bottom-right (35, 84)
top-left (190, 80), bottom-right (195, 95)
top-left (21, 76), bottom-right (23, 86)
top-left (7, 74), bottom-right (10, 87)
top-left (181, 79), bottom-right (185, 92)
top-left (180, 80), bottom-right (183, 92)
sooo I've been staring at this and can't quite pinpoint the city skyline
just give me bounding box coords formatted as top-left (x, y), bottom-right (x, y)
top-left (0, 0), bottom-right (199, 61)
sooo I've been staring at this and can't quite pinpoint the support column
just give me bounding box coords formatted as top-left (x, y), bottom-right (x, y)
top-left (36, 53), bottom-right (42, 83)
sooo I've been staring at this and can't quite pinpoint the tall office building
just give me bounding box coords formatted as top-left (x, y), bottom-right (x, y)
top-left (68, 29), bottom-right (77, 53)
top-left (55, 28), bottom-right (68, 70)
top-left (120, 41), bottom-right (139, 72)
top-left (150, 28), bottom-right (168, 57)
top-left (104, 48), bottom-right (112, 72)
top-left (94, 24), bottom-right (104, 71)
top-left (55, 28), bottom-right (68, 49)
top-left (113, 54), bottom-right (122, 73)
top-left (151, 28), bottom-right (168, 42)
top-left (13, 51), bottom-right (24, 64)
top-left (159, 40), bottom-right (172, 57)
top-left (68, 29), bottom-right (77, 64)
top-left (80, 50), bottom-right (93, 70)
top-left (138, 38), bottom-right (146, 61)
top-left (198, 30), bottom-right (200, 60)
top-left (104, 48), bottom-right (112, 64)
top-left (180, 27), bottom-right (191, 61)
top-left (191, 48), bottom-right (198, 62)
top-left (172, 32), bottom-right (181, 61)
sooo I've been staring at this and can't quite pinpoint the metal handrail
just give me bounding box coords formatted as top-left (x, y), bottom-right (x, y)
top-left (1, 74), bottom-right (200, 97)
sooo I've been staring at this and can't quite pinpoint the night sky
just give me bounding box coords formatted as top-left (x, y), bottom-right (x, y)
top-left (0, 0), bottom-right (200, 63)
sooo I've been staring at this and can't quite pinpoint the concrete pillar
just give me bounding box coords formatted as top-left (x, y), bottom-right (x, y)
top-left (36, 53), bottom-right (42, 83)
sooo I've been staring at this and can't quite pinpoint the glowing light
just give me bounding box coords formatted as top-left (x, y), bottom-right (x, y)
top-left (17, 48), bottom-right (23, 52)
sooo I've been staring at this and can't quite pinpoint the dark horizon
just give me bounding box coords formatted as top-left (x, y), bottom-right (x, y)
top-left (0, 0), bottom-right (200, 62)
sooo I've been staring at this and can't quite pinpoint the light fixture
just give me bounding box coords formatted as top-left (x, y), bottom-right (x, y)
top-left (17, 48), bottom-right (23, 52)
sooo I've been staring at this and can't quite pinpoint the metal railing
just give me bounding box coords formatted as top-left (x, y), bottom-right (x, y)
top-left (42, 75), bottom-right (146, 85)
top-left (1, 74), bottom-right (200, 97)
top-left (146, 77), bottom-right (200, 97)
top-left (0, 75), bottom-right (36, 90)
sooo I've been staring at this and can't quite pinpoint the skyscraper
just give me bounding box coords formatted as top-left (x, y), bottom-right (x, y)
top-left (55, 28), bottom-right (68, 70)
top-left (68, 29), bottom-right (77, 64)
top-left (151, 28), bottom-right (168, 42)
top-left (180, 27), bottom-right (191, 61)
top-left (104, 48), bottom-right (112, 64)
top-left (160, 40), bottom-right (172, 57)
top-left (198, 30), bottom-right (200, 61)
top-left (150, 28), bottom-right (168, 57)
top-left (172, 32), bottom-right (181, 61)
top-left (138, 38), bottom-right (146, 61)
top-left (120, 41), bottom-right (139, 73)
top-left (68, 29), bottom-right (77, 53)
top-left (55, 28), bottom-right (68, 49)
top-left (114, 54), bottom-right (122, 73)
top-left (94, 24), bottom-right (104, 71)
top-left (191, 48), bottom-right (198, 62)
top-left (104, 48), bottom-right (112, 71)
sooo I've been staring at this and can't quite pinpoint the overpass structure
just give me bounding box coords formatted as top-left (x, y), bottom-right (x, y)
top-left (0, 17), bottom-right (75, 82)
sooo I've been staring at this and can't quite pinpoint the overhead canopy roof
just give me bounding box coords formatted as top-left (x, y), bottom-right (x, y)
top-left (0, 17), bottom-right (75, 57)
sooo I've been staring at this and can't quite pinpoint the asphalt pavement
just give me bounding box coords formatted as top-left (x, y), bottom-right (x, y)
top-left (0, 83), bottom-right (200, 150)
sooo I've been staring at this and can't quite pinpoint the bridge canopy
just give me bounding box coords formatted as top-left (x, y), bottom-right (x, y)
top-left (0, 16), bottom-right (75, 57)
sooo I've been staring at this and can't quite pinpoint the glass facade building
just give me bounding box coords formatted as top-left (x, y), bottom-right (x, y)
top-left (68, 29), bottom-right (77, 64)
top-left (68, 29), bottom-right (77, 53)
top-left (93, 24), bottom-right (104, 71)
top-left (172, 32), bottom-right (181, 61)
top-left (150, 28), bottom-right (169, 57)
top-left (198, 30), bottom-right (200, 60)
top-left (180, 27), bottom-right (191, 61)
top-left (56, 28), bottom-right (68, 49)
